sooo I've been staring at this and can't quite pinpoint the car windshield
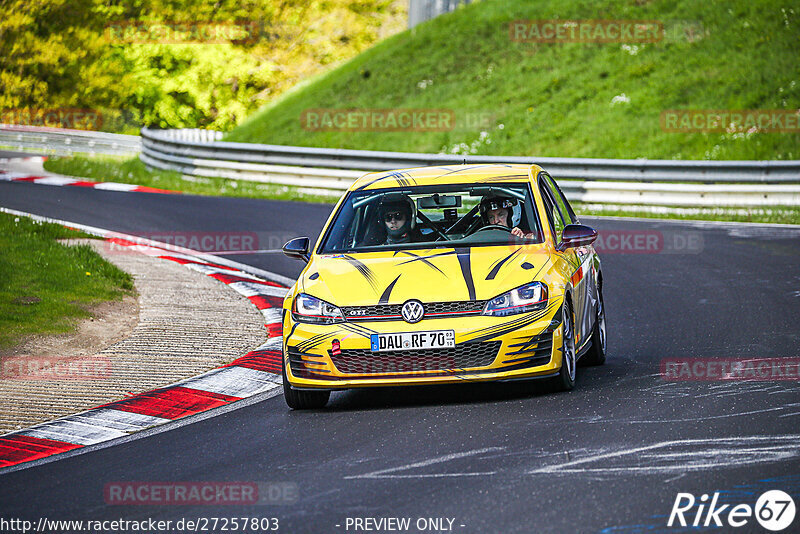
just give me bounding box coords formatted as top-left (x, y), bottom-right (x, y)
top-left (318, 183), bottom-right (543, 253)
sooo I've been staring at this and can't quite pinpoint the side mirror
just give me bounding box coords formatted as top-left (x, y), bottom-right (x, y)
top-left (283, 237), bottom-right (310, 262)
top-left (556, 224), bottom-right (597, 252)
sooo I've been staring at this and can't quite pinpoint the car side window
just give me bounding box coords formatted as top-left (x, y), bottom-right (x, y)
top-left (538, 178), bottom-right (566, 244)
top-left (543, 174), bottom-right (577, 224)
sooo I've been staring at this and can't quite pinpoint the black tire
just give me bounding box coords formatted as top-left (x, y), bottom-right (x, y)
top-left (283, 365), bottom-right (330, 409)
top-left (581, 283), bottom-right (607, 366)
top-left (551, 299), bottom-right (576, 391)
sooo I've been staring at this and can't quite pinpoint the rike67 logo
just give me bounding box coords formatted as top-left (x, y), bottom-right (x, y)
top-left (668, 490), bottom-right (796, 531)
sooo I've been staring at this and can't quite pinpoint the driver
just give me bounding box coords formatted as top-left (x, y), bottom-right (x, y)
top-left (479, 195), bottom-right (531, 238)
top-left (377, 194), bottom-right (421, 244)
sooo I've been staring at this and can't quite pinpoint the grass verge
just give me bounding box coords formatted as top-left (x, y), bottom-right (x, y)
top-left (43, 155), bottom-right (338, 204)
top-left (0, 212), bottom-right (135, 351)
top-left (225, 0), bottom-right (799, 161)
top-left (575, 203), bottom-right (800, 225)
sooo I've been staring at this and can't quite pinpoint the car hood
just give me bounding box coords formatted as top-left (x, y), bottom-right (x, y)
top-left (300, 246), bottom-right (552, 306)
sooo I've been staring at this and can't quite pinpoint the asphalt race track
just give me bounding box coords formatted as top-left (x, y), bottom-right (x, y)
top-left (2, 180), bottom-right (799, 533)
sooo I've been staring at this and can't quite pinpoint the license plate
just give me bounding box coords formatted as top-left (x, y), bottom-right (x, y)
top-left (370, 330), bottom-right (456, 352)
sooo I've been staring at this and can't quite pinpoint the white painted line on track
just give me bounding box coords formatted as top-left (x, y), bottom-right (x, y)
top-left (20, 419), bottom-right (128, 446)
top-left (345, 447), bottom-right (504, 480)
top-left (177, 366), bottom-right (281, 398)
top-left (228, 281), bottom-right (288, 298)
top-left (260, 308), bottom-right (283, 324)
top-left (527, 435), bottom-right (800, 475)
top-left (92, 182), bottom-right (140, 191)
top-left (31, 176), bottom-right (79, 186)
top-left (69, 408), bottom-right (171, 432)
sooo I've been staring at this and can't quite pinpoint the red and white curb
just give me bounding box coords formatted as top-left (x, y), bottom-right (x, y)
top-left (0, 169), bottom-right (178, 194)
top-left (0, 210), bottom-right (291, 470)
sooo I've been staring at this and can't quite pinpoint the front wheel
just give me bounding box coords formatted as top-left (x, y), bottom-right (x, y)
top-left (283, 366), bottom-right (330, 409)
top-left (551, 300), bottom-right (577, 391)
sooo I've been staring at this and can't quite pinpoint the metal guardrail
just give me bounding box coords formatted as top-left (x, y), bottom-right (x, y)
top-left (140, 127), bottom-right (800, 206)
top-left (409, 0), bottom-right (471, 29)
top-left (0, 125), bottom-right (140, 156)
top-left (1, 124), bottom-right (796, 206)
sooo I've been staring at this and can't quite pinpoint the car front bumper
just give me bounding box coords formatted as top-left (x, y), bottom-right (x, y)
top-left (282, 298), bottom-right (565, 390)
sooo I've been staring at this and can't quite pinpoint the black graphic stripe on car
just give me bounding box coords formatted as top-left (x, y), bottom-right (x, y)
top-left (455, 247), bottom-right (476, 301)
top-left (354, 173), bottom-right (394, 191)
top-left (476, 175), bottom-right (530, 183)
top-left (297, 331), bottom-right (340, 352)
top-left (486, 249), bottom-right (521, 280)
top-left (397, 251), bottom-right (446, 274)
top-left (437, 164), bottom-right (514, 177)
top-left (464, 302), bottom-right (558, 343)
top-left (379, 275), bottom-right (402, 304)
top-left (340, 322), bottom-right (377, 337)
top-left (342, 254), bottom-right (379, 291)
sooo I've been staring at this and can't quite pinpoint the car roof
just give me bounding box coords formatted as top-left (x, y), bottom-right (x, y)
top-left (350, 163), bottom-right (544, 191)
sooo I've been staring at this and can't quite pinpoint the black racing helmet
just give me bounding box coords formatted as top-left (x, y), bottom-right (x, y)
top-left (377, 193), bottom-right (415, 239)
top-left (479, 195), bottom-right (517, 226)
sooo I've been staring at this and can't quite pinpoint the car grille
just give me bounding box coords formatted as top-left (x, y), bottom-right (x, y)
top-left (329, 341), bottom-right (501, 374)
top-left (341, 300), bottom-right (485, 321)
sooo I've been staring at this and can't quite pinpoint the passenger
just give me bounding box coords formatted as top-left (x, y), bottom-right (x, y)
top-left (479, 195), bottom-right (533, 238)
top-left (377, 194), bottom-right (422, 244)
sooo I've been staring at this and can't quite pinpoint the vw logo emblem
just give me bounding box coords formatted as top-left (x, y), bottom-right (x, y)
top-left (401, 300), bottom-right (424, 324)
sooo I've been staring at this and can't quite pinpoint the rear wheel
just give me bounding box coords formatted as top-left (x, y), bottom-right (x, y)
top-left (551, 299), bottom-right (576, 391)
top-left (581, 283), bottom-right (607, 366)
top-left (283, 365), bottom-right (330, 409)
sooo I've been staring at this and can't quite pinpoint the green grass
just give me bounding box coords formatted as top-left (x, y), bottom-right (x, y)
top-left (43, 155), bottom-right (338, 204)
top-left (226, 0), bottom-right (799, 161)
top-left (0, 212), bottom-right (135, 350)
top-left (574, 203), bottom-right (800, 225)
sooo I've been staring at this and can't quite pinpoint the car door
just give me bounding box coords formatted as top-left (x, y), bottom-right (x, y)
top-left (538, 173), bottom-right (594, 347)
top-left (536, 174), bottom-right (584, 343)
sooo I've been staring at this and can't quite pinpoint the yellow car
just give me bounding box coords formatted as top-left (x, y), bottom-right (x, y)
top-left (280, 164), bottom-right (606, 409)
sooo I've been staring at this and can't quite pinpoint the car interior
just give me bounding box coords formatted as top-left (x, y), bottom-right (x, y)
top-left (320, 184), bottom-right (544, 252)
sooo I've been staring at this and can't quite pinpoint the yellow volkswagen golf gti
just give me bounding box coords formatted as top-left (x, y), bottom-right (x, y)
top-left (280, 164), bottom-right (606, 409)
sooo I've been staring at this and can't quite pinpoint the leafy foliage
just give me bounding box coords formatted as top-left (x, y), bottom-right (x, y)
top-left (0, 0), bottom-right (405, 132)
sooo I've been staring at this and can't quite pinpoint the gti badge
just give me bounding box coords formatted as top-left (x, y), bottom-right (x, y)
top-left (401, 300), bottom-right (424, 324)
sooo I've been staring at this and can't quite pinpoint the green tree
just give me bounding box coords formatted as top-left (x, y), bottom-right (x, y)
top-left (0, 0), bottom-right (406, 131)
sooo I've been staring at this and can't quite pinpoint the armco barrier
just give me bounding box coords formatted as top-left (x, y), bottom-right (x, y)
top-left (0, 124), bottom-right (140, 156)
top-left (140, 127), bottom-right (800, 206)
top-left (4, 124), bottom-right (799, 206)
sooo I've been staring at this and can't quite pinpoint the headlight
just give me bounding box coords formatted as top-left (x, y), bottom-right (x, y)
top-left (292, 293), bottom-right (344, 324)
top-left (482, 282), bottom-right (548, 316)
